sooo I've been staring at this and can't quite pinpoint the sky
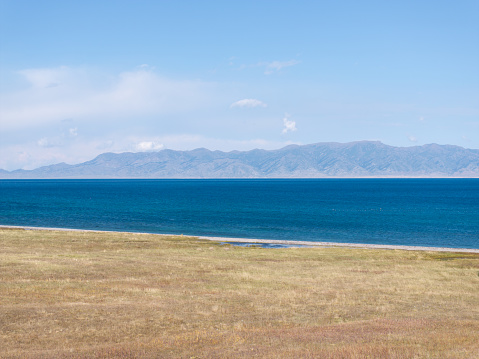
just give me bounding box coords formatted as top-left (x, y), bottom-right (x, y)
top-left (0, 0), bottom-right (478, 170)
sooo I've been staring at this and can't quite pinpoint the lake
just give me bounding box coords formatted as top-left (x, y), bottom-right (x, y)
top-left (1, 179), bottom-right (478, 248)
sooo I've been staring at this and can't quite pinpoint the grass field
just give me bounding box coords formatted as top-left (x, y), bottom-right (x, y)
top-left (1, 228), bottom-right (478, 358)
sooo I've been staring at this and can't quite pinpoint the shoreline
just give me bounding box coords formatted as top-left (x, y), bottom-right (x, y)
top-left (1, 224), bottom-right (478, 253)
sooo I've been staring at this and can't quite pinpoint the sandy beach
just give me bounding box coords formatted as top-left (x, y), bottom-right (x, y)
top-left (1, 224), bottom-right (478, 253)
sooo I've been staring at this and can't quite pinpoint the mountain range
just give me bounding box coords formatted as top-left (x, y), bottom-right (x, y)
top-left (1, 141), bottom-right (479, 178)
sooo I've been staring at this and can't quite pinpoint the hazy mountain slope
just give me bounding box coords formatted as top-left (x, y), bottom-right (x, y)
top-left (1, 141), bottom-right (478, 178)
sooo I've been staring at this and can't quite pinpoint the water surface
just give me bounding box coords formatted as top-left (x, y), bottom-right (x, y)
top-left (1, 179), bottom-right (478, 248)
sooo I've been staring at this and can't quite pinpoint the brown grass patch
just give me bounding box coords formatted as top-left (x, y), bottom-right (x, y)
top-left (1, 228), bottom-right (478, 358)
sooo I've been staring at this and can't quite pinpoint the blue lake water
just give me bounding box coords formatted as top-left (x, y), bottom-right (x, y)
top-left (0, 179), bottom-right (478, 249)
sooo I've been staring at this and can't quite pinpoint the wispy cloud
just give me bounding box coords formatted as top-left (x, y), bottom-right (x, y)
top-left (236, 59), bottom-right (300, 74)
top-left (1, 66), bottom-right (215, 132)
top-left (18, 66), bottom-right (73, 88)
top-left (408, 135), bottom-right (418, 143)
top-left (263, 60), bottom-right (300, 75)
top-left (282, 115), bottom-right (297, 134)
top-left (230, 99), bottom-right (267, 108)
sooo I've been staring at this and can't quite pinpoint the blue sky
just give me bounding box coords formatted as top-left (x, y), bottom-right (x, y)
top-left (0, 0), bottom-right (478, 170)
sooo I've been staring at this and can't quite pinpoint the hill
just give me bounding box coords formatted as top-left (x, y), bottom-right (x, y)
top-left (1, 141), bottom-right (479, 178)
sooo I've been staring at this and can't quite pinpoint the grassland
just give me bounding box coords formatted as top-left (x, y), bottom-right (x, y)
top-left (1, 228), bottom-right (478, 358)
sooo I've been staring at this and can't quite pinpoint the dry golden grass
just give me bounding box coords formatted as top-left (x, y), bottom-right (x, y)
top-left (1, 228), bottom-right (478, 358)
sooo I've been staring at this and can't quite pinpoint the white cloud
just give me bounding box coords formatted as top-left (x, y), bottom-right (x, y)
top-left (0, 66), bottom-right (215, 132)
top-left (69, 127), bottom-right (78, 137)
top-left (264, 60), bottom-right (300, 75)
top-left (135, 141), bottom-right (164, 152)
top-left (408, 135), bottom-right (418, 142)
top-left (230, 99), bottom-right (267, 108)
top-left (282, 115), bottom-right (297, 134)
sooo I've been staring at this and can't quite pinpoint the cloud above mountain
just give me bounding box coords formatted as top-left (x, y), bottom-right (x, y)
top-left (135, 141), bottom-right (164, 152)
top-left (282, 115), bottom-right (297, 134)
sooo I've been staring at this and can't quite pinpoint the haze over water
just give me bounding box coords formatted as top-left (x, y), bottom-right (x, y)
top-left (1, 179), bottom-right (478, 249)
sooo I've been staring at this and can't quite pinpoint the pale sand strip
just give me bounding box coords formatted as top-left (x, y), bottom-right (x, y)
top-left (200, 236), bottom-right (479, 253)
top-left (1, 225), bottom-right (478, 254)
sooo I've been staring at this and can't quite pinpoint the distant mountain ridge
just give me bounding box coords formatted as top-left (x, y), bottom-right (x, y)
top-left (2, 141), bottom-right (479, 178)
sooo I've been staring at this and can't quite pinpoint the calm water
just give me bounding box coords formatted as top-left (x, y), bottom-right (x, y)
top-left (0, 179), bottom-right (478, 248)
